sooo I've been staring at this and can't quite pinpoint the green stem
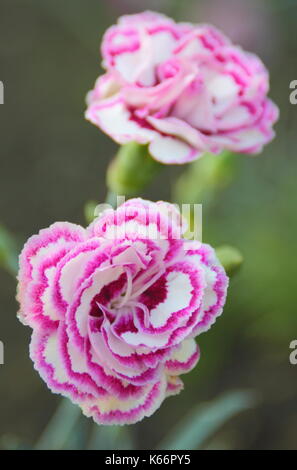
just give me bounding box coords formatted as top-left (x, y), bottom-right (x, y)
top-left (107, 142), bottom-right (162, 197)
top-left (85, 143), bottom-right (163, 225)
top-left (173, 151), bottom-right (239, 206)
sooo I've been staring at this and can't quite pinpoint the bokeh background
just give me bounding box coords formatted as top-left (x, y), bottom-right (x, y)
top-left (0, 0), bottom-right (297, 450)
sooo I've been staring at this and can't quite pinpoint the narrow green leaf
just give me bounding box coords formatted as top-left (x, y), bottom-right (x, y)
top-left (0, 225), bottom-right (19, 275)
top-left (35, 398), bottom-right (82, 450)
top-left (88, 424), bottom-right (134, 450)
top-left (158, 390), bottom-right (256, 450)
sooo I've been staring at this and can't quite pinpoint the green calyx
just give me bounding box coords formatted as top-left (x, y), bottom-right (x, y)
top-left (107, 142), bottom-right (162, 196)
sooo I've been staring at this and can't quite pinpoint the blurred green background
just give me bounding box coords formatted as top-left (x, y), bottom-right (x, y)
top-left (0, 0), bottom-right (296, 450)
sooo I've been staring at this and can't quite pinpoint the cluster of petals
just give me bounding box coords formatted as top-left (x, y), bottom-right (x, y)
top-left (85, 11), bottom-right (279, 164)
top-left (17, 199), bottom-right (228, 424)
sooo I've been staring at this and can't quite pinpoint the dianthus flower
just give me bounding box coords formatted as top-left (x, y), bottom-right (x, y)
top-left (17, 199), bottom-right (228, 424)
top-left (18, 199), bottom-right (228, 424)
top-left (86, 11), bottom-right (278, 164)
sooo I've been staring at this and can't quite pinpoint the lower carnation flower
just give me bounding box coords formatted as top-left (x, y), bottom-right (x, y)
top-left (17, 198), bottom-right (228, 425)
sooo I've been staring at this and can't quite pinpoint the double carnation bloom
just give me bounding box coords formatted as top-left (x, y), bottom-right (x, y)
top-left (86, 11), bottom-right (278, 164)
top-left (17, 199), bottom-right (228, 424)
top-left (17, 11), bottom-right (278, 425)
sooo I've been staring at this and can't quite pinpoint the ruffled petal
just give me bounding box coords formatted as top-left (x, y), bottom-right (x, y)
top-left (102, 12), bottom-right (182, 86)
top-left (80, 376), bottom-right (167, 425)
top-left (165, 338), bottom-right (200, 375)
top-left (149, 135), bottom-right (200, 164)
top-left (183, 241), bottom-right (229, 335)
top-left (17, 222), bottom-right (86, 327)
top-left (30, 325), bottom-right (98, 402)
top-left (85, 96), bottom-right (156, 145)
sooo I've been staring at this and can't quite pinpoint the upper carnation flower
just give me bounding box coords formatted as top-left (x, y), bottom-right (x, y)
top-left (85, 11), bottom-right (279, 164)
top-left (17, 198), bottom-right (228, 425)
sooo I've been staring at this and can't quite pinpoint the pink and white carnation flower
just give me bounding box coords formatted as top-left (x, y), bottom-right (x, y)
top-left (17, 198), bottom-right (228, 425)
top-left (86, 11), bottom-right (279, 164)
